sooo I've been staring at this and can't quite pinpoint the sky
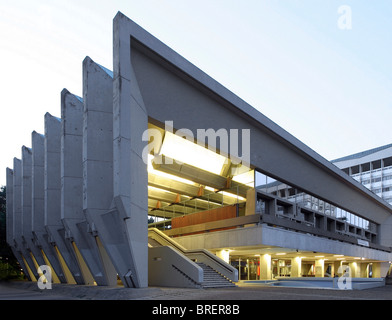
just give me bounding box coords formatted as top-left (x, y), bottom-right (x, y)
top-left (0, 0), bottom-right (391, 187)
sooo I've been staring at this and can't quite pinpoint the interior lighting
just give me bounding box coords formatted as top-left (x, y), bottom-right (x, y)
top-left (205, 185), bottom-right (246, 201)
top-left (232, 170), bottom-right (254, 187)
top-left (219, 191), bottom-right (246, 201)
top-left (148, 185), bottom-right (171, 193)
top-left (159, 131), bottom-right (227, 175)
top-left (148, 154), bottom-right (197, 186)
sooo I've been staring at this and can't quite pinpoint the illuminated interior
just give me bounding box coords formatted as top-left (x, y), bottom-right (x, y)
top-left (217, 246), bottom-right (386, 280)
top-left (147, 123), bottom-right (253, 228)
top-left (146, 122), bottom-right (391, 280)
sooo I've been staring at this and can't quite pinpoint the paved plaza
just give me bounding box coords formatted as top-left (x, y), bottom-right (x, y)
top-left (1, 281), bottom-right (392, 300)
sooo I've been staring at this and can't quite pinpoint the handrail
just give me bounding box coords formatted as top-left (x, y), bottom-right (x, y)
top-left (148, 227), bottom-right (238, 282)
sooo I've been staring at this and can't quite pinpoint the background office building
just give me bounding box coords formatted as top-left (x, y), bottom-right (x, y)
top-left (332, 144), bottom-right (392, 206)
top-left (5, 12), bottom-right (392, 289)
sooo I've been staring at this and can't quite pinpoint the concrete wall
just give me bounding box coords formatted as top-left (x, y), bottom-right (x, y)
top-left (113, 14), bottom-right (149, 287)
top-left (61, 88), bottom-right (96, 286)
top-left (22, 146), bottom-right (46, 268)
top-left (174, 225), bottom-right (392, 264)
top-left (6, 167), bottom-right (31, 280)
top-left (31, 130), bottom-right (67, 283)
top-left (148, 246), bottom-right (203, 288)
top-left (333, 146), bottom-right (392, 169)
top-left (44, 112), bottom-right (83, 284)
top-left (82, 57), bottom-right (117, 286)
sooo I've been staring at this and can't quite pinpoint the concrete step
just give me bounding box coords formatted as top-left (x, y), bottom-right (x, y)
top-left (196, 263), bottom-right (236, 288)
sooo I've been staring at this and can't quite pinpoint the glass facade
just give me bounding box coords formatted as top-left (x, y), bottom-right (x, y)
top-left (255, 170), bottom-right (378, 243)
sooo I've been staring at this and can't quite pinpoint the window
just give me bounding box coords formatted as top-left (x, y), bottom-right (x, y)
top-left (361, 162), bottom-right (370, 172)
top-left (372, 160), bottom-right (381, 170)
top-left (384, 157), bottom-right (392, 168)
top-left (351, 165), bottom-right (360, 174)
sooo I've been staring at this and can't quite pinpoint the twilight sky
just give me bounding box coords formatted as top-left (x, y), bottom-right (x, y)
top-left (0, 0), bottom-right (391, 186)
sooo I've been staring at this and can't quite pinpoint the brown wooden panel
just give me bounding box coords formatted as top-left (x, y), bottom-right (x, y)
top-left (166, 214), bottom-right (260, 237)
top-left (171, 205), bottom-right (237, 230)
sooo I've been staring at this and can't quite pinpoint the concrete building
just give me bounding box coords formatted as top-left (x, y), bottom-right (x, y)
top-left (332, 144), bottom-right (392, 206)
top-left (5, 12), bottom-right (392, 289)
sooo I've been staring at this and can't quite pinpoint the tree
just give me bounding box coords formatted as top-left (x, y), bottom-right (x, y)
top-left (0, 186), bottom-right (6, 247)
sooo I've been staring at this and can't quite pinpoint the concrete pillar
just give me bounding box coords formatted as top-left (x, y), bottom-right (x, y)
top-left (22, 146), bottom-right (46, 269)
top-left (60, 88), bottom-right (96, 286)
top-left (245, 189), bottom-right (256, 216)
top-left (113, 14), bottom-right (149, 287)
top-left (372, 262), bottom-right (390, 278)
top-left (82, 57), bottom-right (118, 286)
top-left (349, 261), bottom-right (361, 278)
top-left (6, 167), bottom-right (31, 280)
top-left (6, 168), bottom-right (14, 247)
top-left (13, 157), bottom-right (38, 280)
top-left (12, 158), bottom-right (22, 250)
top-left (259, 254), bottom-right (271, 280)
top-left (216, 249), bottom-right (230, 263)
top-left (31, 131), bottom-right (65, 283)
top-left (315, 259), bottom-right (325, 277)
top-left (44, 112), bottom-right (83, 284)
top-left (291, 257), bottom-right (302, 278)
top-left (332, 261), bottom-right (340, 277)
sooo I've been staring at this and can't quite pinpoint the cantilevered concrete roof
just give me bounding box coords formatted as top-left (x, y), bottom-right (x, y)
top-left (113, 12), bottom-right (392, 226)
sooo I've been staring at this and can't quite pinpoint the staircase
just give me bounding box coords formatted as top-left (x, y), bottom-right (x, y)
top-left (197, 263), bottom-right (236, 288)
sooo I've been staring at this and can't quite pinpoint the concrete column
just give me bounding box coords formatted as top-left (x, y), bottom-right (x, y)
top-left (32, 131), bottom-right (65, 283)
top-left (6, 167), bottom-right (31, 280)
top-left (238, 258), bottom-right (241, 281)
top-left (82, 57), bottom-right (118, 286)
top-left (315, 259), bottom-right (325, 277)
top-left (44, 112), bottom-right (83, 284)
top-left (245, 189), bottom-right (256, 216)
top-left (6, 168), bottom-right (14, 247)
top-left (259, 254), bottom-right (271, 280)
top-left (113, 14), bottom-right (149, 287)
top-left (332, 261), bottom-right (340, 277)
top-left (349, 261), bottom-right (361, 278)
top-left (372, 262), bottom-right (390, 278)
top-left (216, 249), bottom-right (230, 263)
top-left (12, 158), bottom-right (22, 249)
top-left (291, 257), bottom-right (302, 278)
top-left (22, 146), bottom-right (46, 268)
top-left (61, 88), bottom-right (96, 286)
top-left (13, 157), bottom-right (38, 280)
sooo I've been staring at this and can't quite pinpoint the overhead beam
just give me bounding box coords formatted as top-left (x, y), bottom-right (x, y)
top-left (152, 155), bottom-right (250, 197)
top-left (148, 172), bottom-right (239, 205)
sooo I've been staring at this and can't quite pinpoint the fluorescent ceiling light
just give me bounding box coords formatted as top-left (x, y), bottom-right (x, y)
top-left (148, 154), bottom-right (197, 186)
top-left (219, 191), bottom-right (246, 201)
top-left (204, 186), bottom-right (246, 201)
top-left (159, 131), bottom-right (227, 175)
top-left (148, 185), bottom-right (171, 193)
top-left (232, 170), bottom-right (254, 187)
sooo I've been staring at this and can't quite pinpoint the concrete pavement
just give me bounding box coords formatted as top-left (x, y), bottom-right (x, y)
top-left (2, 281), bottom-right (392, 300)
